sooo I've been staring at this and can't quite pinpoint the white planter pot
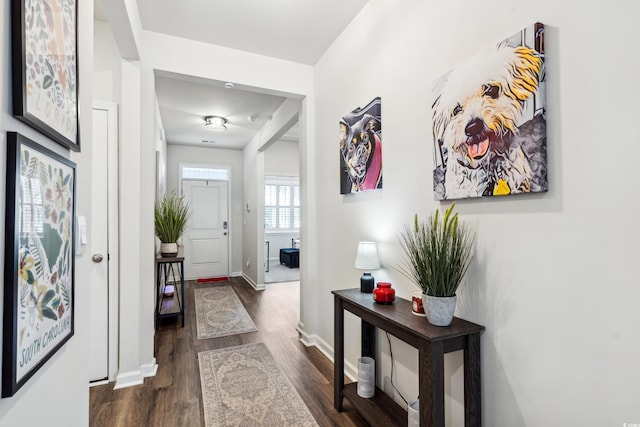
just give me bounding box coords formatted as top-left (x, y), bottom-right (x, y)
top-left (160, 242), bottom-right (178, 257)
top-left (422, 294), bottom-right (457, 327)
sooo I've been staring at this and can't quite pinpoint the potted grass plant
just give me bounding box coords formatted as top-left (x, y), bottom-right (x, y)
top-left (398, 203), bottom-right (474, 326)
top-left (154, 190), bottom-right (190, 257)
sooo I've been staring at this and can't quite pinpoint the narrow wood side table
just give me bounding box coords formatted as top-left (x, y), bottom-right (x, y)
top-left (333, 288), bottom-right (485, 427)
top-left (155, 252), bottom-right (185, 329)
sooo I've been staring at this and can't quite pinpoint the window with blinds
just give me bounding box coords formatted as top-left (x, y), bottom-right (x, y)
top-left (265, 176), bottom-right (299, 231)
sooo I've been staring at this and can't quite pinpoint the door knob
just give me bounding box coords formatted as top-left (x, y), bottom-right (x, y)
top-left (92, 253), bottom-right (104, 263)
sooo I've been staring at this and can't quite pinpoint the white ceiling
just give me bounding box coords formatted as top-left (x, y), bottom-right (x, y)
top-left (135, 0), bottom-right (369, 65)
top-left (95, 0), bottom-right (369, 149)
top-left (155, 72), bottom-right (289, 148)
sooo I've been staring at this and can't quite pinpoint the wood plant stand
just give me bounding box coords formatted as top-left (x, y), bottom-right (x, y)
top-left (155, 253), bottom-right (185, 329)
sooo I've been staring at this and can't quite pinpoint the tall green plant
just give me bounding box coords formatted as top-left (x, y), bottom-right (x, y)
top-left (398, 203), bottom-right (474, 297)
top-left (154, 190), bottom-right (190, 243)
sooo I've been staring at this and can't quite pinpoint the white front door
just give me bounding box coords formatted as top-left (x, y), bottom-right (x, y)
top-left (86, 102), bottom-right (118, 382)
top-left (182, 180), bottom-right (229, 279)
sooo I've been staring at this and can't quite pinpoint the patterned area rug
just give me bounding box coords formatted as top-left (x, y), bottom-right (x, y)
top-left (198, 343), bottom-right (318, 426)
top-left (194, 286), bottom-right (257, 339)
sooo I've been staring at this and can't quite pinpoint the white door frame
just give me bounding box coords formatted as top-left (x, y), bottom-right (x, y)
top-left (93, 101), bottom-right (120, 382)
top-left (178, 162), bottom-right (232, 277)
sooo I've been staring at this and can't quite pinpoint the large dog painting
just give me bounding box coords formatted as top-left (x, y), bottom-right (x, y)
top-left (340, 97), bottom-right (382, 194)
top-left (432, 23), bottom-right (546, 200)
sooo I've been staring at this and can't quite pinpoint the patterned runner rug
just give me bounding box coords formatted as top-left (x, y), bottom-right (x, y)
top-left (198, 343), bottom-right (318, 426)
top-left (194, 286), bottom-right (257, 339)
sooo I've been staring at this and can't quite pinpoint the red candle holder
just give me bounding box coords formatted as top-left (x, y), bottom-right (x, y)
top-left (373, 282), bottom-right (395, 304)
top-left (412, 291), bottom-right (426, 316)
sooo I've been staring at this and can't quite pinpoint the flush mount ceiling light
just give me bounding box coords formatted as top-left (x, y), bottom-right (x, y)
top-left (204, 116), bottom-right (228, 131)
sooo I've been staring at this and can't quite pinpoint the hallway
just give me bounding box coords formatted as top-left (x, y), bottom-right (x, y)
top-left (89, 278), bottom-right (367, 426)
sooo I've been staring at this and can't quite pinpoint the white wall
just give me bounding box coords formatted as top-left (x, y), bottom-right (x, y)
top-left (166, 145), bottom-right (244, 275)
top-left (264, 139), bottom-right (299, 176)
top-left (0, 1), bottom-right (93, 425)
top-left (309, 1), bottom-right (640, 425)
top-left (94, 21), bottom-right (121, 104)
top-left (243, 135), bottom-right (263, 288)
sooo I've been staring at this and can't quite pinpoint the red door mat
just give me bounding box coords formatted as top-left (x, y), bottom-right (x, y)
top-left (196, 277), bottom-right (229, 283)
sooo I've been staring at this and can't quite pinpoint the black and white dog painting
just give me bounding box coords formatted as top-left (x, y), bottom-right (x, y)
top-left (339, 97), bottom-right (382, 194)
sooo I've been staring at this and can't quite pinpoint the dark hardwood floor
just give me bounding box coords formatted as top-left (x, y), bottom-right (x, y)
top-left (89, 277), bottom-right (368, 426)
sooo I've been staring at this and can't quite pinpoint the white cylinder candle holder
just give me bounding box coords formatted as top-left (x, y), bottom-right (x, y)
top-left (408, 399), bottom-right (419, 427)
top-left (357, 356), bottom-right (375, 398)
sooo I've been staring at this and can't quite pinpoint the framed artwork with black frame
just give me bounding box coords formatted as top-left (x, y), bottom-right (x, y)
top-left (2, 132), bottom-right (76, 397)
top-left (11, 0), bottom-right (80, 151)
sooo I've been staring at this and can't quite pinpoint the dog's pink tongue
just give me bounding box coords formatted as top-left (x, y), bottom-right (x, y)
top-left (468, 138), bottom-right (489, 159)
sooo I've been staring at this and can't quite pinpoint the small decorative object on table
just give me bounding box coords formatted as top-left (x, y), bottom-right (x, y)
top-left (373, 282), bottom-right (395, 304)
top-left (398, 203), bottom-right (475, 326)
top-left (354, 241), bottom-right (381, 293)
top-left (411, 291), bottom-right (425, 316)
top-left (408, 399), bottom-right (420, 427)
top-left (356, 356), bottom-right (375, 398)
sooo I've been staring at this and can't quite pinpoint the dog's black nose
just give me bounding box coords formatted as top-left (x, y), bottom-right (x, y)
top-left (465, 118), bottom-right (484, 138)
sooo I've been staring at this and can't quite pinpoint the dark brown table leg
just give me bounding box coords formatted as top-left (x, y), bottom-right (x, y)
top-left (464, 333), bottom-right (481, 426)
top-left (155, 262), bottom-right (161, 330)
top-left (361, 320), bottom-right (376, 358)
top-left (334, 295), bottom-right (345, 411)
top-left (179, 261), bottom-right (185, 327)
top-left (419, 339), bottom-right (445, 427)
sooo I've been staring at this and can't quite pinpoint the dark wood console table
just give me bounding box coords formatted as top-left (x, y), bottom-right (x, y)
top-left (333, 288), bottom-right (484, 427)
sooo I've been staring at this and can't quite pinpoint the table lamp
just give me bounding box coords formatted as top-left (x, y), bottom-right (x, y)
top-left (354, 242), bottom-right (381, 293)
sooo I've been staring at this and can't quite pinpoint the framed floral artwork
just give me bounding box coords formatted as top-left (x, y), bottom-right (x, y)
top-left (2, 132), bottom-right (76, 397)
top-left (12, 0), bottom-right (80, 151)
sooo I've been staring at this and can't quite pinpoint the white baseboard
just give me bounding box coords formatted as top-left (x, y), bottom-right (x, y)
top-left (230, 271), bottom-right (242, 277)
top-left (113, 357), bottom-right (158, 389)
top-left (297, 324), bottom-right (356, 381)
top-left (242, 273), bottom-right (265, 291)
top-left (89, 379), bottom-right (109, 387)
top-left (113, 370), bottom-right (144, 389)
top-left (141, 357), bottom-right (158, 378)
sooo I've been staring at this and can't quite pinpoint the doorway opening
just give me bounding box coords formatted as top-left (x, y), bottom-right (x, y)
top-left (261, 121), bottom-right (301, 284)
top-left (264, 175), bottom-right (300, 283)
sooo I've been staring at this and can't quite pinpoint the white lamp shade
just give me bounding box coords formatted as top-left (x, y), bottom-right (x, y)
top-left (354, 242), bottom-right (381, 270)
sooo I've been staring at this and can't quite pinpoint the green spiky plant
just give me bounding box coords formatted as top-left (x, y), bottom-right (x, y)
top-left (154, 190), bottom-right (190, 243)
top-left (398, 203), bottom-right (474, 297)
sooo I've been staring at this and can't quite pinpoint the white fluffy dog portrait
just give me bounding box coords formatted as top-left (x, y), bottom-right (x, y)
top-left (432, 37), bottom-right (546, 200)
